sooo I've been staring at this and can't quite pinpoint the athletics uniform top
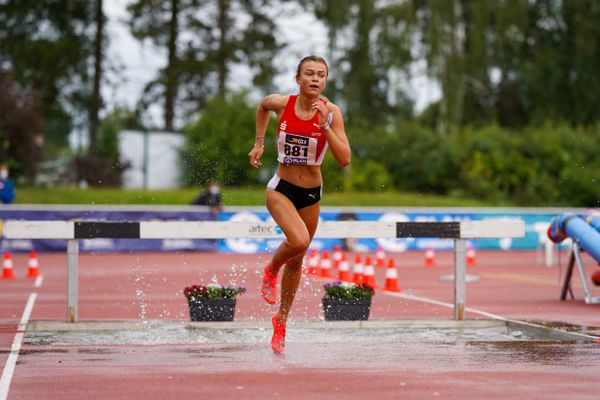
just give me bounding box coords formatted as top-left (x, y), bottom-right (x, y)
top-left (277, 95), bottom-right (328, 166)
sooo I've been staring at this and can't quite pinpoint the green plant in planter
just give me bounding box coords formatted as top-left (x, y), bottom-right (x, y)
top-left (323, 281), bottom-right (374, 300)
top-left (322, 281), bottom-right (374, 321)
top-left (184, 283), bottom-right (246, 321)
top-left (183, 283), bottom-right (246, 301)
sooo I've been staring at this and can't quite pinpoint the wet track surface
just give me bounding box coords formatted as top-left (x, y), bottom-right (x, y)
top-left (9, 328), bottom-right (600, 400)
top-left (2, 250), bottom-right (600, 399)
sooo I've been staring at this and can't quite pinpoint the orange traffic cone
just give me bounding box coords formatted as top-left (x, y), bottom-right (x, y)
top-left (27, 249), bottom-right (40, 278)
top-left (320, 251), bottom-right (333, 277)
top-left (375, 245), bottom-right (386, 268)
top-left (2, 250), bottom-right (15, 280)
top-left (466, 243), bottom-right (476, 266)
top-left (306, 249), bottom-right (320, 275)
top-left (384, 258), bottom-right (401, 292)
top-left (352, 255), bottom-right (364, 284)
top-left (337, 253), bottom-right (351, 281)
top-left (363, 256), bottom-right (377, 288)
top-left (424, 246), bottom-right (436, 267)
top-left (333, 245), bottom-right (343, 269)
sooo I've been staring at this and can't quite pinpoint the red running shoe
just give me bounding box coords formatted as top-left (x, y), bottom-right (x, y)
top-left (261, 265), bottom-right (277, 304)
top-left (271, 315), bottom-right (286, 353)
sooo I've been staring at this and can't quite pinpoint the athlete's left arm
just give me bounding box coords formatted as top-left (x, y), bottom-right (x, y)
top-left (323, 104), bottom-right (351, 167)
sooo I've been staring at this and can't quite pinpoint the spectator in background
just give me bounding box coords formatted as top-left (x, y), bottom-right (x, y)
top-left (191, 181), bottom-right (223, 216)
top-left (338, 212), bottom-right (358, 252)
top-left (0, 163), bottom-right (15, 204)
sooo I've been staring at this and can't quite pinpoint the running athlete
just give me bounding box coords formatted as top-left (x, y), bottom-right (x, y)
top-left (248, 55), bottom-right (351, 353)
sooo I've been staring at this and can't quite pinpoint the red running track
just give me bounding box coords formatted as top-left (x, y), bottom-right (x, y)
top-left (1, 250), bottom-right (599, 399)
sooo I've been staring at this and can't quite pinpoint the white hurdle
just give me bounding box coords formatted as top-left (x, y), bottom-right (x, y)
top-left (3, 219), bottom-right (524, 322)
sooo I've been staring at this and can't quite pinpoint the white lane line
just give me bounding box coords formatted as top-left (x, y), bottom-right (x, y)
top-left (384, 291), bottom-right (456, 310)
top-left (34, 275), bottom-right (43, 288)
top-left (383, 290), bottom-right (598, 341)
top-left (385, 290), bottom-right (518, 320)
top-left (0, 293), bottom-right (38, 400)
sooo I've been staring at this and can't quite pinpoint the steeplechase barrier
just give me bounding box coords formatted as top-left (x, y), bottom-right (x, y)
top-left (3, 219), bottom-right (525, 322)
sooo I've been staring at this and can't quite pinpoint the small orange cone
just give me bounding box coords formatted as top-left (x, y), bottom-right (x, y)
top-left (337, 253), bottom-right (351, 281)
top-left (320, 251), bottom-right (333, 278)
top-left (384, 258), bottom-right (401, 292)
top-left (375, 245), bottom-right (386, 268)
top-left (27, 249), bottom-right (40, 278)
top-left (424, 246), bottom-right (436, 267)
top-left (333, 245), bottom-right (343, 269)
top-left (466, 243), bottom-right (476, 266)
top-left (352, 255), bottom-right (364, 284)
top-left (2, 250), bottom-right (15, 280)
top-left (306, 249), bottom-right (320, 275)
top-left (363, 256), bottom-right (377, 288)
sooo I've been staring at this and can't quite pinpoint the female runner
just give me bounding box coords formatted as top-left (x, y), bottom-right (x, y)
top-left (248, 55), bottom-right (351, 353)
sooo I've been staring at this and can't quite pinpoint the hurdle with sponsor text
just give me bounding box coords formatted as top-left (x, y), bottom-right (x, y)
top-left (3, 219), bottom-right (524, 322)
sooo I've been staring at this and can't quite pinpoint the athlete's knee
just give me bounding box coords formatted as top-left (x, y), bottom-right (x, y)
top-left (287, 235), bottom-right (310, 254)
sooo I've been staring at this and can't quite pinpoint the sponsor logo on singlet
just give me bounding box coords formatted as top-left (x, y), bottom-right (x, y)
top-left (285, 134), bottom-right (309, 146)
top-left (311, 124), bottom-right (322, 137)
top-left (283, 157), bottom-right (308, 165)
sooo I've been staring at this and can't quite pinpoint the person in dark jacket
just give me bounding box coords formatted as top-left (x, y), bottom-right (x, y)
top-left (0, 163), bottom-right (15, 204)
top-left (191, 181), bottom-right (223, 216)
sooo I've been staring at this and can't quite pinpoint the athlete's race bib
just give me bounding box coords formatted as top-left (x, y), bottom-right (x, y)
top-left (277, 133), bottom-right (319, 165)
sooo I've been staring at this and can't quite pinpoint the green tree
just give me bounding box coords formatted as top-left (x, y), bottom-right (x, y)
top-left (0, 0), bottom-right (96, 155)
top-left (309, 0), bottom-right (414, 125)
top-left (128, 0), bottom-right (280, 131)
top-left (0, 68), bottom-right (44, 181)
top-left (518, 0), bottom-right (600, 126)
top-left (413, 0), bottom-right (600, 130)
top-left (182, 92), bottom-right (277, 186)
top-left (89, 0), bottom-right (106, 154)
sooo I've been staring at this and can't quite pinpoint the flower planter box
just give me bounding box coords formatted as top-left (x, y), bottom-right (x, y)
top-left (322, 297), bottom-right (372, 321)
top-left (188, 298), bottom-right (237, 321)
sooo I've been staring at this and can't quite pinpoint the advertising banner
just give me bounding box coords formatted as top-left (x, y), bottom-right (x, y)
top-left (0, 209), bottom-right (216, 253)
top-left (217, 209), bottom-right (555, 253)
top-left (1, 207), bottom-right (558, 253)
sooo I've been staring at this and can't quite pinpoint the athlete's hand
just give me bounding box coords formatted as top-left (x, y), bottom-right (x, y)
top-left (248, 145), bottom-right (263, 168)
top-left (312, 101), bottom-right (328, 125)
top-left (312, 100), bottom-right (333, 129)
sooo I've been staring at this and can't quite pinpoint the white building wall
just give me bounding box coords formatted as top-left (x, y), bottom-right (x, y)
top-left (119, 130), bottom-right (185, 189)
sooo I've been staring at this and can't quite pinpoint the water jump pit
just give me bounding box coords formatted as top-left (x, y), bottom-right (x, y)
top-left (24, 319), bottom-right (599, 346)
top-left (14, 319), bottom-right (600, 400)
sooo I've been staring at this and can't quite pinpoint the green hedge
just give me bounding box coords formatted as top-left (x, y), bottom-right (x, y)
top-left (181, 94), bottom-right (600, 206)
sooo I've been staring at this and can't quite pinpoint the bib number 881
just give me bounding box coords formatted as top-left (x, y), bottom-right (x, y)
top-left (284, 144), bottom-right (308, 157)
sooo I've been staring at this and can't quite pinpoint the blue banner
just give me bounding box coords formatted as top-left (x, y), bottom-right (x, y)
top-left (217, 209), bottom-right (556, 253)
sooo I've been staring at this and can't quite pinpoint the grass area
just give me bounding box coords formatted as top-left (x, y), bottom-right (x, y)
top-left (14, 186), bottom-right (502, 207)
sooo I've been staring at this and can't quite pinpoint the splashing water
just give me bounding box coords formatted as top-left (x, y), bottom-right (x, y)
top-left (132, 258), bottom-right (151, 325)
top-left (136, 288), bottom-right (148, 324)
top-left (228, 262), bottom-right (249, 288)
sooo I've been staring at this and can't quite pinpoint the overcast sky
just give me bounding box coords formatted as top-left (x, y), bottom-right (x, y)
top-left (101, 0), bottom-right (439, 131)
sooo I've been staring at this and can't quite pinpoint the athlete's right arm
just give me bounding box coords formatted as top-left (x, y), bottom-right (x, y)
top-left (249, 94), bottom-right (287, 168)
